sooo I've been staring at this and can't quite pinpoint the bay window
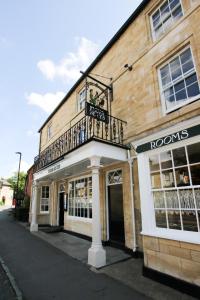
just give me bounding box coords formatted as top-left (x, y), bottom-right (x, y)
top-left (149, 141), bottom-right (200, 232)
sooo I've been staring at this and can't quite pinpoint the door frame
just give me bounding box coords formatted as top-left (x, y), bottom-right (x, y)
top-left (58, 191), bottom-right (65, 226)
top-left (105, 168), bottom-right (123, 241)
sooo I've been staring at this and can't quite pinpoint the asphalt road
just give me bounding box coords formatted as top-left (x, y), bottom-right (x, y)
top-left (0, 208), bottom-right (150, 300)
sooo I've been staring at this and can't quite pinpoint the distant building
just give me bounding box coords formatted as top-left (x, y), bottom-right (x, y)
top-left (0, 179), bottom-right (13, 206)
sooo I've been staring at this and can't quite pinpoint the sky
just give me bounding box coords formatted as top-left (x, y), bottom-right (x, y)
top-left (0, 0), bottom-right (142, 178)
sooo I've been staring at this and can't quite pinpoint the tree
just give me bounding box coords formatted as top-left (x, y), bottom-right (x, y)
top-left (7, 172), bottom-right (27, 200)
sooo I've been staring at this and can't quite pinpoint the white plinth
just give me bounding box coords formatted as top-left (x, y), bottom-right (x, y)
top-left (88, 245), bottom-right (106, 268)
top-left (30, 223), bottom-right (38, 232)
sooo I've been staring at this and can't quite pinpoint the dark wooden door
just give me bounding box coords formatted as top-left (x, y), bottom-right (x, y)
top-left (108, 184), bottom-right (125, 244)
top-left (59, 192), bottom-right (64, 226)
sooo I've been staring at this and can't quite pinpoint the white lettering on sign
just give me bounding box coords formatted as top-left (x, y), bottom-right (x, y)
top-left (48, 164), bottom-right (60, 174)
top-left (150, 130), bottom-right (189, 150)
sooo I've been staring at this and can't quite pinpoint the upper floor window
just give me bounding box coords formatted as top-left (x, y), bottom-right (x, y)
top-left (151, 0), bottom-right (183, 40)
top-left (40, 186), bottom-right (50, 213)
top-left (159, 47), bottom-right (200, 113)
top-left (78, 87), bottom-right (86, 111)
top-left (47, 124), bottom-right (52, 140)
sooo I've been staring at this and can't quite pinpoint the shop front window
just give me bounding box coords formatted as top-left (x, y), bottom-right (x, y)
top-left (68, 176), bottom-right (92, 219)
top-left (149, 141), bottom-right (200, 232)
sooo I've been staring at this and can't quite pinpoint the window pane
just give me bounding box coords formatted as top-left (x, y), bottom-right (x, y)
top-left (173, 147), bottom-right (187, 167)
top-left (174, 80), bottom-right (185, 93)
top-left (182, 60), bottom-right (194, 74)
top-left (160, 151), bottom-right (172, 169)
top-left (162, 169), bottom-right (175, 187)
top-left (180, 48), bottom-right (192, 65)
top-left (187, 143), bottom-right (200, 164)
top-left (152, 10), bottom-right (160, 27)
top-left (151, 172), bottom-right (161, 189)
top-left (165, 190), bottom-right (179, 209)
top-left (160, 65), bottom-right (170, 79)
top-left (175, 89), bottom-right (187, 102)
top-left (182, 211), bottom-right (198, 231)
top-left (162, 74), bottom-right (171, 87)
top-left (170, 58), bottom-right (182, 80)
top-left (164, 86), bottom-right (174, 102)
top-left (172, 5), bottom-right (183, 21)
top-left (169, 0), bottom-right (180, 10)
top-left (194, 188), bottom-right (200, 209)
top-left (185, 73), bottom-right (197, 86)
top-left (178, 189), bottom-right (195, 209)
top-left (153, 191), bottom-right (165, 208)
top-left (155, 210), bottom-right (167, 228)
top-left (175, 167), bottom-right (190, 186)
top-left (167, 210), bottom-right (181, 230)
top-left (160, 1), bottom-right (170, 18)
top-left (165, 94), bottom-right (175, 110)
top-left (187, 82), bottom-right (200, 98)
top-left (190, 164), bottom-right (200, 185)
top-left (149, 155), bottom-right (159, 171)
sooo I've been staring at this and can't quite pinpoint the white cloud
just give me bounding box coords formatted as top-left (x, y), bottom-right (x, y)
top-left (37, 37), bottom-right (99, 83)
top-left (26, 91), bottom-right (65, 113)
top-left (6, 160), bottom-right (31, 178)
top-left (26, 130), bottom-right (38, 137)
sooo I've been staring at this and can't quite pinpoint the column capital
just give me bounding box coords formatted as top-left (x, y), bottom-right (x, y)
top-left (88, 156), bottom-right (102, 169)
top-left (33, 180), bottom-right (39, 188)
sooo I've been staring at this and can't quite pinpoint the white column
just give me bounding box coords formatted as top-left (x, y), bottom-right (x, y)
top-left (88, 156), bottom-right (106, 268)
top-left (30, 181), bottom-right (39, 232)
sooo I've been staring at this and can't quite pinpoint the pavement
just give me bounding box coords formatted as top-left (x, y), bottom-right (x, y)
top-left (0, 205), bottom-right (198, 300)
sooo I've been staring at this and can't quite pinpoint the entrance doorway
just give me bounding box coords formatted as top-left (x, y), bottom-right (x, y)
top-left (107, 170), bottom-right (125, 245)
top-left (59, 192), bottom-right (64, 226)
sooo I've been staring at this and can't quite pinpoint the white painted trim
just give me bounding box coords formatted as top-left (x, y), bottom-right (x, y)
top-left (67, 215), bottom-right (92, 223)
top-left (132, 115), bottom-right (200, 148)
top-left (34, 140), bottom-right (127, 181)
top-left (137, 136), bottom-right (200, 244)
top-left (158, 46), bottom-right (200, 115)
top-left (141, 229), bottom-right (200, 245)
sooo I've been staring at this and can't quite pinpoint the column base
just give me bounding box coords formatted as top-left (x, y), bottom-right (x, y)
top-left (88, 245), bottom-right (106, 268)
top-left (30, 223), bottom-right (38, 232)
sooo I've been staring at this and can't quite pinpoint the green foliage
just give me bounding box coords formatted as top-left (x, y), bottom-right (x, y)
top-left (7, 171), bottom-right (27, 199)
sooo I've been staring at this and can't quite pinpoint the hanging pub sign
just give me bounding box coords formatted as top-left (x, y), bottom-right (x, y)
top-left (136, 124), bottom-right (200, 153)
top-left (85, 102), bottom-right (109, 124)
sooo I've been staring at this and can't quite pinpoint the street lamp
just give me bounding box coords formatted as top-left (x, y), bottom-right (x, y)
top-left (15, 152), bottom-right (22, 206)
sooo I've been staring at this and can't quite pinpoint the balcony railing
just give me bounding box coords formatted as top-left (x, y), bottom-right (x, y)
top-left (34, 114), bottom-right (127, 172)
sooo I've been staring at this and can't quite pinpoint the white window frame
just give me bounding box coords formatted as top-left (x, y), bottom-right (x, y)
top-left (77, 87), bottom-right (86, 112)
top-left (47, 124), bottom-right (52, 140)
top-left (40, 186), bottom-right (50, 214)
top-left (67, 174), bottom-right (92, 221)
top-left (150, 0), bottom-right (184, 41)
top-left (137, 135), bottom-right (200, 245)
top-left (158, 46), bottom-right (200, 115)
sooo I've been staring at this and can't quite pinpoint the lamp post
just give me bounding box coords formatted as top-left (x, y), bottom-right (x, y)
top-left (15, 152), bottom-right (22, 207)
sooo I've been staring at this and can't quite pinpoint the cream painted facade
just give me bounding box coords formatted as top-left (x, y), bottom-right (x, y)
top-left (31, 0), bottom-right (200, 291)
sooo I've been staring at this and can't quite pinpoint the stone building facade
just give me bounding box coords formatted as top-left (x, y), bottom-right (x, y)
top-left (30, 0), bottom-right (200, 292)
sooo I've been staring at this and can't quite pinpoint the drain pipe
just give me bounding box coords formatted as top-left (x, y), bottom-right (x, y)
top-left (127, 149), bottom-right (137, 252)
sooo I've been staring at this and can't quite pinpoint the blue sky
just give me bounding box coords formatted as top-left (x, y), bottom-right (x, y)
top-left (0, 0), bottom-right (142, 178)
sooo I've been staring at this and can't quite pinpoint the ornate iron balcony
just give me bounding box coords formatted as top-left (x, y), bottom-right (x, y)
top-left (34, 115), bottom-right (127, 172)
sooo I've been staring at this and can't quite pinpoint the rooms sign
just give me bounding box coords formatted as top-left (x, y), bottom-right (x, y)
top-left (85, 102), bottom-right (109, 124)
top-left (136, 124), bottom-right (200, 153)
